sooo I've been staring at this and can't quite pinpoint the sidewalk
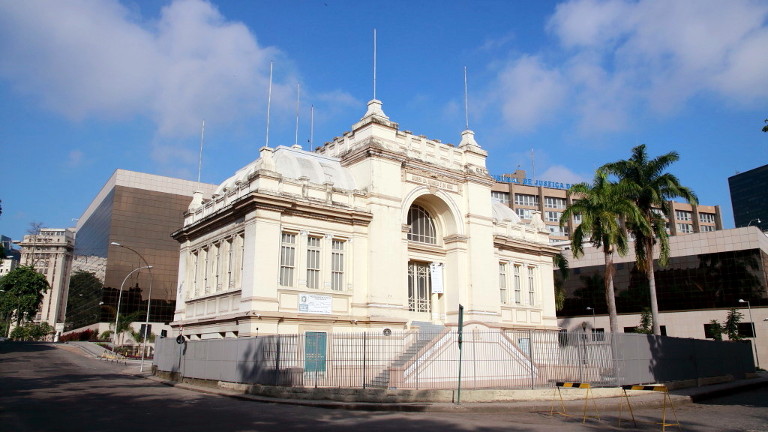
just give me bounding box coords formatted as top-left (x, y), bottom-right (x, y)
top-left (139, 370), bottom-right (768, 413)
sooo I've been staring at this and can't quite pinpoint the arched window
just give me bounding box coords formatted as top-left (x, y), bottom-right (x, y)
top-left (407, 204), bottom-right (437, 244)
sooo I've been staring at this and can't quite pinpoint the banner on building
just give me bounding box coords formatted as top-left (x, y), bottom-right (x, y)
top-left (430, 262), bottom-right (444, 294)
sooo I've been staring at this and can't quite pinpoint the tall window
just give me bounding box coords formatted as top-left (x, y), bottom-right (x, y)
top-left (699, 213), bottom-right (716, 223)
top-left (407, 205), bottom-right (437, 244)
top-left (227, 238), bottom-right (234, 289)
top-left (528, 267), bottom-right (536, 305)
top-left (499, 263), bottom-right (508, 304)
top-left (514, 265), bottom-right (521, 304)
top-left (213, 242), bottom-right (221, 292)
top-left (279, 233), bottom-right (296, 286)
top-left (675, 210), bottom-right (692, 221)
top-left (192, 251), bottom-right (200, 297)
top-left (677, 223), bottom-right (693, 234)
top-left (331, 239), bottom-right (345, 291)
top-left (306, 236), bottom-right (321, 289)
top-left (408, 262), bottom-right (431, 312)
top-left (545, 211), bottom-right (561, 222)
top-left (202, 248), bottom-right (210, 294)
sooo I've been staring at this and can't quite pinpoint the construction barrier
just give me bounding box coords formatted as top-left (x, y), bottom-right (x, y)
top-left (618, 384), bottom-right (681, 431)
top-left (549, 382), bottom-right (600, 423)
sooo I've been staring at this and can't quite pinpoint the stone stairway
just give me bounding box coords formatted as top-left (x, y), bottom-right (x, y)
top-left (367, 321), bottom-right (445, 388)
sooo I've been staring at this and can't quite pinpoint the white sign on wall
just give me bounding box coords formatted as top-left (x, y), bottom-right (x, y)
top-left (430, 262), bottom-right (444, 294)
top-left (298, 293), bottom-right (332, 314)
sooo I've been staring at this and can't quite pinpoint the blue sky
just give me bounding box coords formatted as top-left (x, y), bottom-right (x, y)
top-left (1, 0), bottom-right (767, 241)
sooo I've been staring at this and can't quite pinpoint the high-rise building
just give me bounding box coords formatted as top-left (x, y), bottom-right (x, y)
top-left (17, 228), bottom-right (75, 327)
top-left (729, 164), bottom-right (768, 231)
top-left (65, 170), bottom-right (217, 331)
top-left (492, 171), bottom-right (722, 242)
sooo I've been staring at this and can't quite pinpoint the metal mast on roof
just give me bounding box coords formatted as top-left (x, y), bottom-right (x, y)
top-left (294, 83), bottom-right (300, 148)
top-left (373, 28), bottom-right (377, 100)
top-left (265, 61), bottom-right (273, 148)
top-left (197, 120), bottom-right (205, 184)
top-left (464, 67), bottom-right (470, 130)
top-left (310, 105), bottom-right (314, 151)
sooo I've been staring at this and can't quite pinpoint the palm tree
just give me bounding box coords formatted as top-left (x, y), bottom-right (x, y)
top-left (600, 144), bottom-right (697, 335)
top-left (560, 171), bottom-right (647, 334)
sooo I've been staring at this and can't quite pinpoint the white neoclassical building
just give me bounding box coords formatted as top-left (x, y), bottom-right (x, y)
top-left (171, 100), bottom-right (560, 339)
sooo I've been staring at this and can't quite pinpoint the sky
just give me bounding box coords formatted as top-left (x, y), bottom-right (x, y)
top-left (1, 0), bottom-right (767, 242)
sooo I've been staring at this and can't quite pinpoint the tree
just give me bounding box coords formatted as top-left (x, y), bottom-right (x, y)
top-left (724, 307), bottom-right (743, 341)
top-left (115, 310), bottom-right (144, 346)
top-left (0, 266), bottom-right (49, 337)
top-left (560, 171), bottom-right (648, 334)
top-left (601, 144), bottom-right (697, 335)
top-left (763, 118), bottom-right (768, 133)
top-left (635, 308), bottom-right (653, 334)
top-left (553, 253), bottom-right (570, 311)
top-left (708, 319), bottom-right (724, 341)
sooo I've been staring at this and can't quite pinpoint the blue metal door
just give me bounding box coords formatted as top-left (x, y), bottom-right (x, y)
top-left (305, 332), bottom-right (327, 373)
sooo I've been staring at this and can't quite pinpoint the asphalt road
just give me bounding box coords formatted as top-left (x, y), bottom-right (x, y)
top-left (1, 342), bottom-right (767, 432)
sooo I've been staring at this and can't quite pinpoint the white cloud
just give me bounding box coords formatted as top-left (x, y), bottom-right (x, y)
top-left (539, 165), bottom-right (590, 185)
top-left (494, 56), bottom-right (568, 132)
top-left (489, 0), bottom-right (768, 135)
top-left (65, 150), bottom-right (86, 168)
top-left (0, 0), bottom-right (295, 138)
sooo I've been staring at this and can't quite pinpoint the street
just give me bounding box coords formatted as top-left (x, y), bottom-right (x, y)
top-left (1, 342), bottom-right (767, 432)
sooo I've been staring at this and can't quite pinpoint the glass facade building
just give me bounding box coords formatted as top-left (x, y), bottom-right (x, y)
top-left (557, 227), bottom-right (768, 317)
top-left (65, 170), bottom-right (217, 330)
top-left (729, 164), bottom-right (768, 231)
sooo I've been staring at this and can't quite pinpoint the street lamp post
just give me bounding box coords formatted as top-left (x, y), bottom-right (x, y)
top-left (748, 218), bottom-right (761, 227)
top-left (739, 299), bottom-right (760, 369)
top-left (113, 266), bottom-right (152, 350)
top-left (586, 306), bottom-right (596, 328)
top-left (111, 242), bottom-right (153, 372)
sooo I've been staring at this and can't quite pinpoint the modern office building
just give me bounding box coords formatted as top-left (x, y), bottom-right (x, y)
top-left (491, 171), bottom-right (723, 242)
top-left (16, 228), bottom-right (75, 331)
top-left (557, 226), bottom-right (768, 366)
top-left (65, 170), bottom-right (217, 333)
top-left (729, 163), bottom-right (768, 231)
top-left (170, 99), bottom-right (561, 340)
top-left (0, 235), bottom-right (20, 277)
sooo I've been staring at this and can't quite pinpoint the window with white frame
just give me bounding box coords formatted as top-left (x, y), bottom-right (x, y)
top-left (213, 242), bottom-right (221, 292)
top-left (677, 223), bottom-right (693, 234)
top-left (699, 213), bottom-right (716, 224)
top-left (491, 191), bottom-right (510, 204)
top-left (545, 211), bottom-right (562, 223)
top-left (573, 213), bottom-right (582, 224)
top-left (280, 232), bottom-right (296, 286)
top-left (202, 247), bottom-right (210, 294)
top-left (331, 239), bottom-right (345, 291)
top-left (528, 267), bottom-right (536, 305)
top-left (514, 265), bottom-right (521, 304)
top-left (226, 238), bottom-right (234, 289)
top-left (701, 225), bottom-right (715, 232)
top-left (548, 225), bottom-right (568, 236)
top-left (515, 208), bottom-right (534, 220)
top-left (675, 210), bottom-right (692, 221)
top-left (192, 251), bottom-right (200, 297)
top-left (544, 197), bottom-right (566, 209)
top-left (306, 236), bottom-right (321, 289)
top-left (514, 194), bottom-right (539, 206)
top-left (499, 263), bottom-right (508, 304)
top-left (407, 205), bottom-right (437, 244)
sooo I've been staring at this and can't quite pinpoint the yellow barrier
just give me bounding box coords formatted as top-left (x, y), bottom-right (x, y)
top-left (549, 382), bottom-right (600, 423)
top-left (618, 384), bottom-right (681, 431)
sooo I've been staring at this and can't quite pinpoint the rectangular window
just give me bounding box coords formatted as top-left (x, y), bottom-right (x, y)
top-left (677, 223), bottom-right (693, 234)
top-left (515, 208), bottom-right (534, 220)
top-left (514, 265), bottom-right (521, 304)
top-left (699, 213), bottom-right (716, 223)
top-left (491, 191), bottom-right (510, 204)
top-left (202, 248), bottom-right (210, 294)
top-left (499, 263), bottom-right (508, 304)
top-left (279, 233), bottom-right (296, 286)
top-left (227, 238), bottom-right (234, 288)
top-left (548, 225), bottom-right (568, 237)
top-left (544, 197), bottom-right (566, 209)
top-left (675, 210), bottom-right (692, 221)
top-left (528, 267), bottom-right (536, 306)
top-left (545, 211), bottom-right (562, 223)
top-left (408, 262), bottom-right (431, 312)
top-left (701, 225), bottom-right (715, 232)
top-left (213, 242), bottom-right (221, 292)
top-left (514, 194), bottom-right (539, 207)
top-left (192, 251), bottom-right (200, 297)
top-left (573, 213), bottom-right (582, 224)
top-left (306, 236), bottom-right (321, 289)
top-left (331, 239), bottom-right (345, 291)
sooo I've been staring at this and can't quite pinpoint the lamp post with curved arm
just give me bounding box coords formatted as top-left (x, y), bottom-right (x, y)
top-left (113, 265), bottom-right (152, 350)
top-left (111, 242), bottom-right (153, 372)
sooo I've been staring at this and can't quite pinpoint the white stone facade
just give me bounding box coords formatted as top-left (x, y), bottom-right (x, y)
top-left (172, 100), bottom-right (560, 339)
top-left (18, 228), bottom-right (75, 327)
